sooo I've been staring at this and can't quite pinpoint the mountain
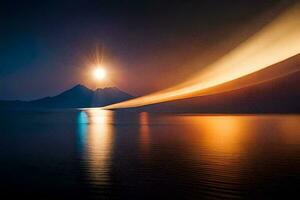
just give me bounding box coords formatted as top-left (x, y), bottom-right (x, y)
top-left (0, 85), bottom-right (134, 110)
top-left (29, 84), bottom-right (94, 108)
top-left (92, 87), bottom-right (135, 107)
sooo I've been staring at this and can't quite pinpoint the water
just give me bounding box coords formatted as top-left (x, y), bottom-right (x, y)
top-left (0, 110), bottom-right (299, 199)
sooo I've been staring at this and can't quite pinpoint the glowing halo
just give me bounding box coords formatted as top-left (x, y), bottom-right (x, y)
top-left (93, 67), bottom-right (106, 80)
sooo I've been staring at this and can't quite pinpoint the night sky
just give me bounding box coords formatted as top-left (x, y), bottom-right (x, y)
top-left (0, 0), bottom-right (292, 100)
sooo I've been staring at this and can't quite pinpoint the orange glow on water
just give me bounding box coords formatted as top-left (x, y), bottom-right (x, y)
top-left (139, 112), bottom-right (151, 153)
top-left (170, 115), bottom-right (246, 155)
top-left (104, 4), bottom-right (300, 109)
top-left (197, 116), bottom-right (245, 155)
top-left (187, 115), bottom-right (248, 188)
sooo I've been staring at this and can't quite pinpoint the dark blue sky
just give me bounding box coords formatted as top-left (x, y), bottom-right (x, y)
top-left (0, 0), bottom-right (291, 100)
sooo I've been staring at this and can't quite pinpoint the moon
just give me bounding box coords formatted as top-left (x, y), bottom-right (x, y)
top-left (93, 67), bottom-right (106, 80)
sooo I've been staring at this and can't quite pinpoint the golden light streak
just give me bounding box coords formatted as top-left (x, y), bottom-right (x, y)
top-left (104, 4), bottom-right (300, 109)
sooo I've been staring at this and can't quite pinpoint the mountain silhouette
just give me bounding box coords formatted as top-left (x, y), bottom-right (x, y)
top-left (0, 85), bottom-right (134, 110)
top-left (92, 87), bottom-right (134, 107)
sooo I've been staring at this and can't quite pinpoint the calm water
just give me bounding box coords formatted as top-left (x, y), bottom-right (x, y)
top-left (0, 110), bottom-right (299, 199)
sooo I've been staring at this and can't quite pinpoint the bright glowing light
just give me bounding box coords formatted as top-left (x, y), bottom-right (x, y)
top-left (103, 3), bottom-right (300, 109)
top-left (93, 67), bottom-right (106, 80)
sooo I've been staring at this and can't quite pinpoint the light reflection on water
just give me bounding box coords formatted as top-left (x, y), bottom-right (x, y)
top-left (75, 110), bottom-right (300, 199)
top-left (78, 109), bottom-right (114, 189)
top-left (2, 110), bottom-right (299, 199)
top-left (139, 112), bottom-right (151, 154)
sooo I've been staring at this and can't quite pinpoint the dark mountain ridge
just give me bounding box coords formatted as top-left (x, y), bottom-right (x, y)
top-left (0, 85), bottom-right (134, 110)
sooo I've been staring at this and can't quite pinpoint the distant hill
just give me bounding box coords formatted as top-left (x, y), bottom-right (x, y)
top-left (0, 85), bottom-right (134, 110)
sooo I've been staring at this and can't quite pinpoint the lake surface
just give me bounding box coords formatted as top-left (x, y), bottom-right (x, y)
top-left (0, 110), bottom-right (299, 199)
